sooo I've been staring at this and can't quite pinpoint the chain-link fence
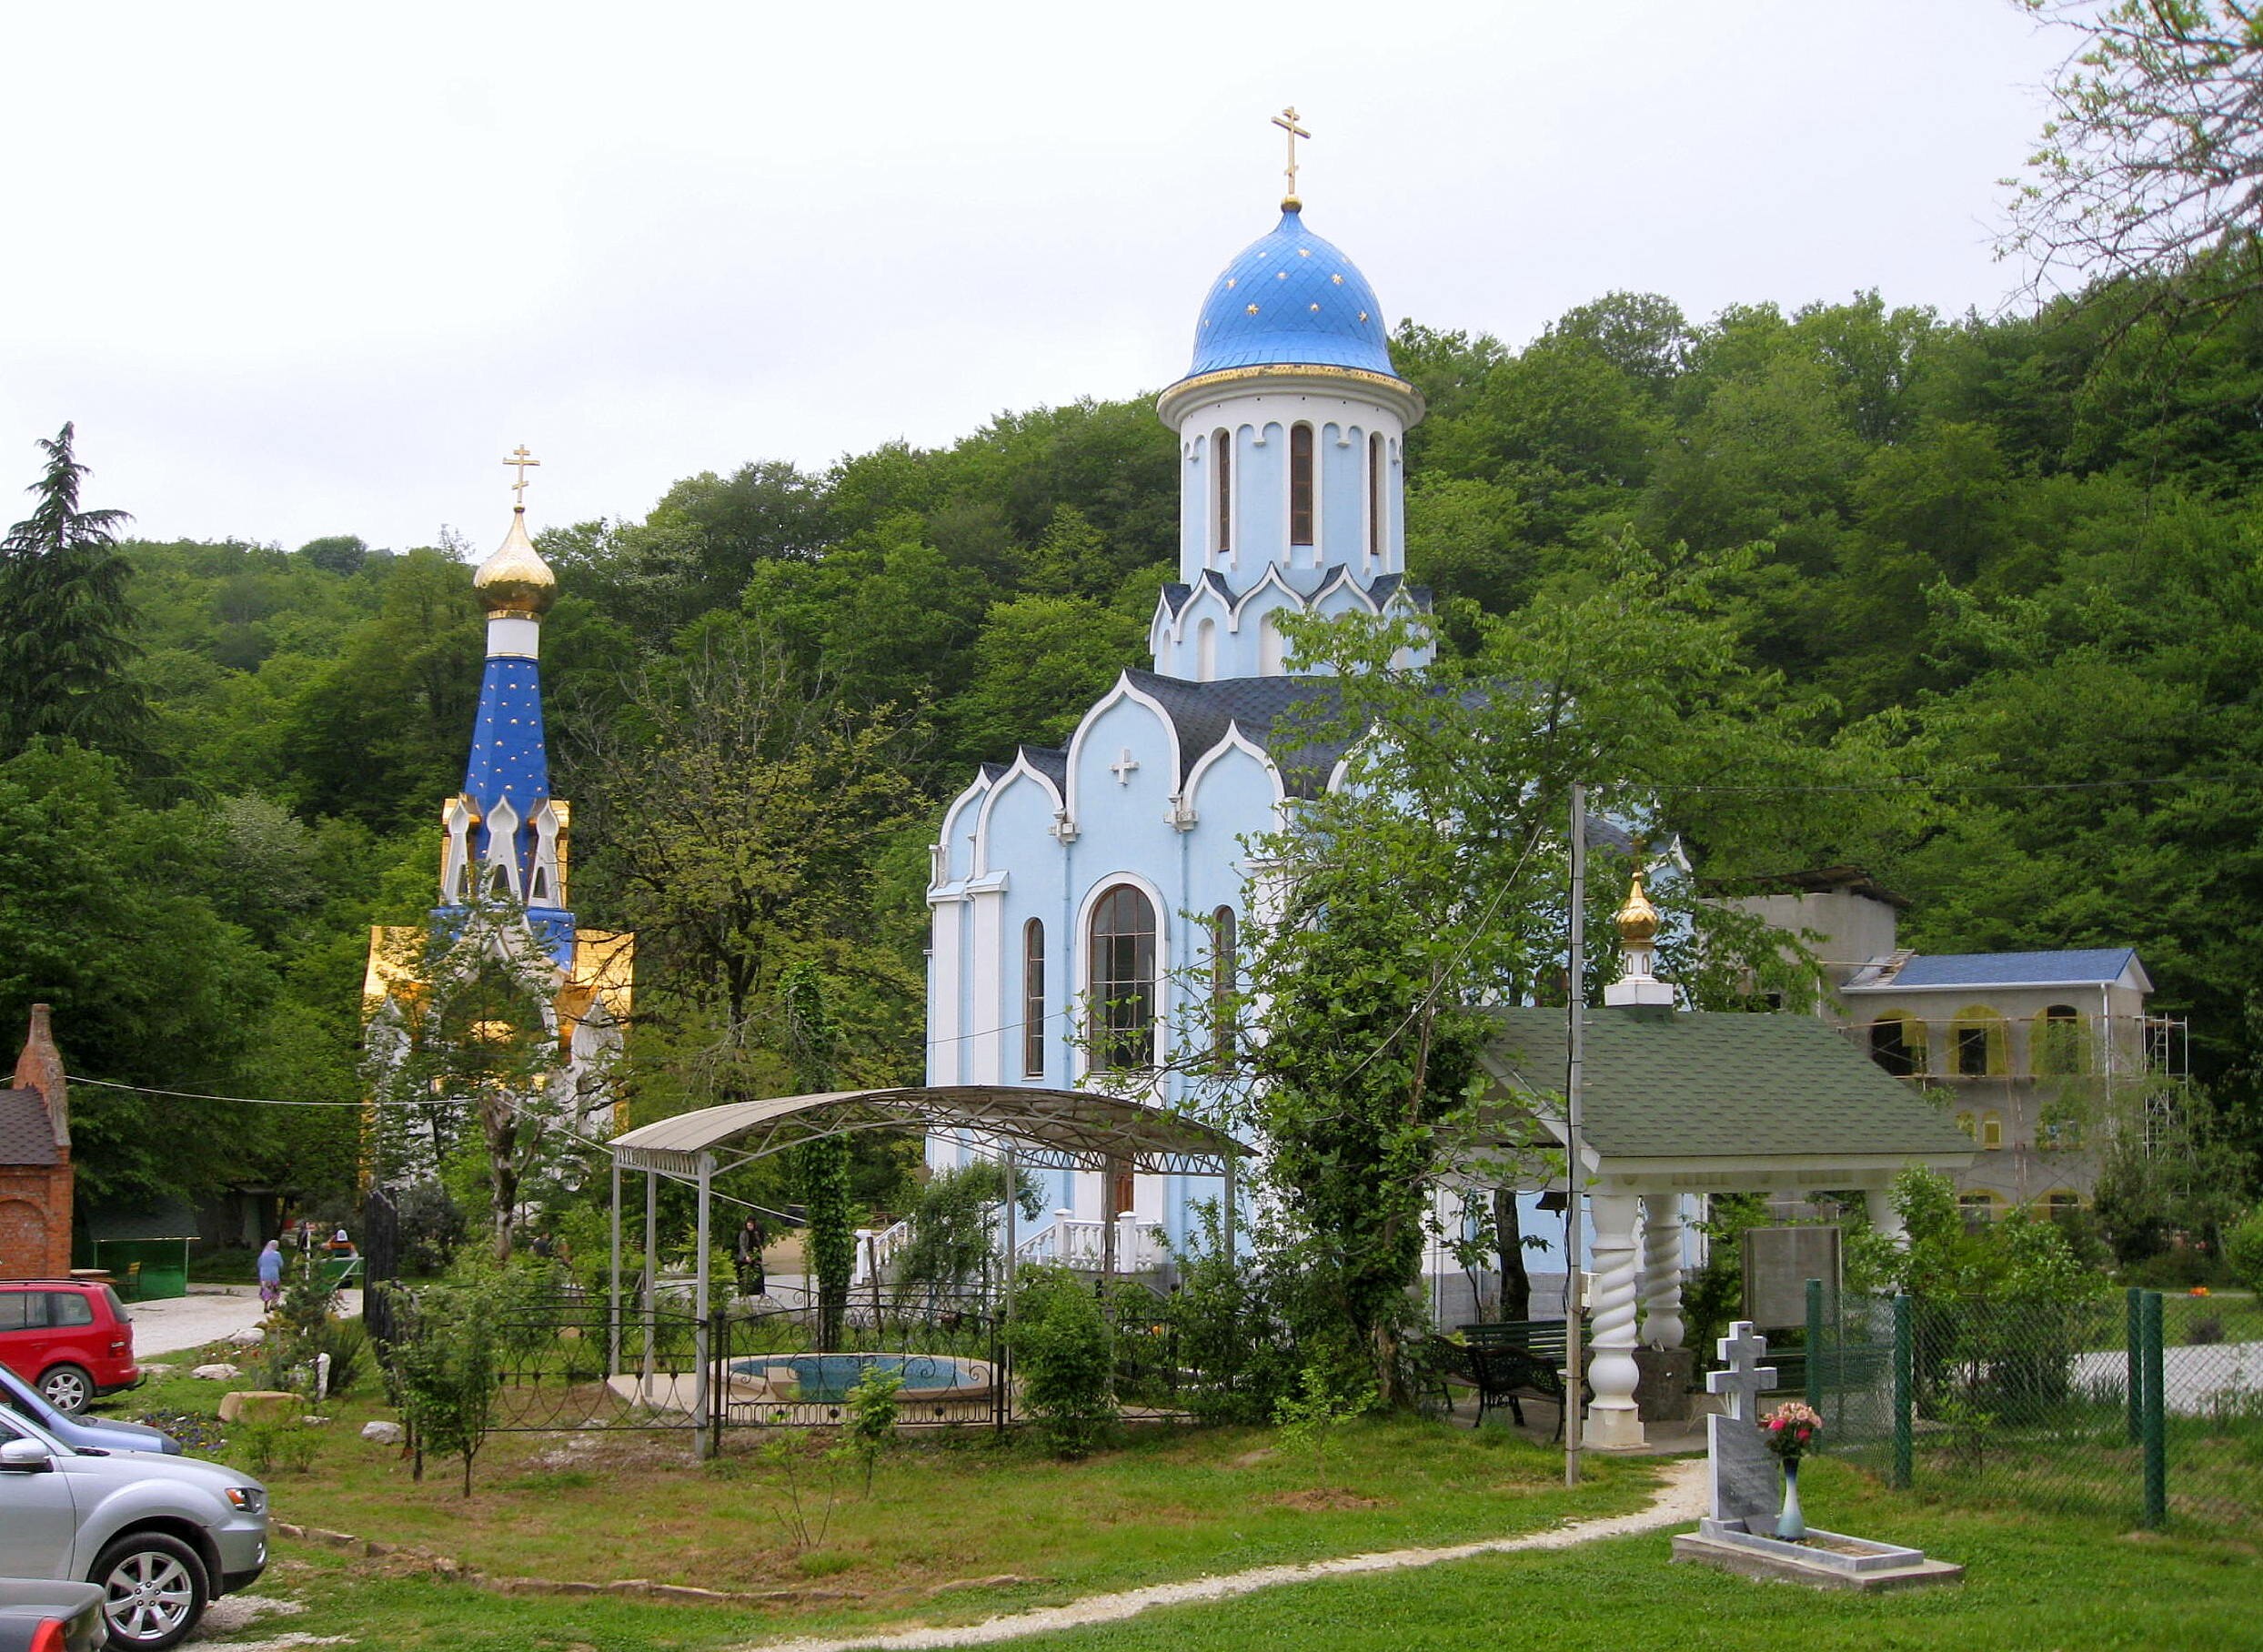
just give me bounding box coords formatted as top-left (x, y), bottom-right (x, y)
top-left (1805, 1284), bottom-right (2263, 1532)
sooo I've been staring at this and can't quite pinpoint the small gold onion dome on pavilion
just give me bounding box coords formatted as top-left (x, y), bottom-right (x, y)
top-left (474, 505), bottom-right (557, 616)
top-left (1616, 871), bottom-right (1661, 945)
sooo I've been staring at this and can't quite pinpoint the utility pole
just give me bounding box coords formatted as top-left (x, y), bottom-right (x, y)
top-left (1564, 781), bottom-right (1586, 1488)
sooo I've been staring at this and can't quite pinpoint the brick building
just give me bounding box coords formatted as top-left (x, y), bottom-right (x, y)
top-left (0, 1004), bottom-right (73, 1279)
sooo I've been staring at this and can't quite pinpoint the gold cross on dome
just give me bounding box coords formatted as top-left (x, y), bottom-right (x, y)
top-left (1272, 106), bottom-right (1311, 206)
top-left (504, 444), bottom-right (541, 505)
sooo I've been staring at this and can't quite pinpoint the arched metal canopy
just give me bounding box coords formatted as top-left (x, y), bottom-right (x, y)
top-left (608, 1084), bottom-right (1248, 1179)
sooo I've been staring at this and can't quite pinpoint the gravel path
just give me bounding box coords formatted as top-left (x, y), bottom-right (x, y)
top-left (128, 1285), bottom-right (364, 1359)
top-left (743, 1456), bottom-right (1707, 1652)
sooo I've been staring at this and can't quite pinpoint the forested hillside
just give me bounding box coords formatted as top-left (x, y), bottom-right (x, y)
top-left (6, 273), bottom-right (2261, 1216)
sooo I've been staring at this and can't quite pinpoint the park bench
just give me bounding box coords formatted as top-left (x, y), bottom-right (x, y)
top-left (1454, 1320), bottom-right (1589, 1440)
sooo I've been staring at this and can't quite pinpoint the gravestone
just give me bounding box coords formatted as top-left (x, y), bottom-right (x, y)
top-left (1704, 1321), bottom-right (1782, 1528)
top-left (1674, 1319), bottom-right (1963, 1592)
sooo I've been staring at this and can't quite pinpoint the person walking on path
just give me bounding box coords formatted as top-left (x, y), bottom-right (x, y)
top-left (734, 1214), bottom-right (768, 1298)
top-left (256, 1240), bottom-right (284, 1312)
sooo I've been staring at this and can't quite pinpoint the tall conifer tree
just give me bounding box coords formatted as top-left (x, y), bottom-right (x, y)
top-left (0, 424), bottom-right (146, 757)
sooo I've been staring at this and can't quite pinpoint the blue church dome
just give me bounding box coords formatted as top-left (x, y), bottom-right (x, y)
top-left (1182, 206), bottom-right (1399, 380)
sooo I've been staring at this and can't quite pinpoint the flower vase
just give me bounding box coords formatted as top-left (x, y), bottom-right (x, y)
top-left (1775, 1456), bottom-right (1805, 1542)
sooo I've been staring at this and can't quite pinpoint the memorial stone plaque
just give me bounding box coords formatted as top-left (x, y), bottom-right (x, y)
top-left (1741, 1224), bottom-right (1842, 1330)
top-left (1707, 1413), bottom-right (1783, 1529)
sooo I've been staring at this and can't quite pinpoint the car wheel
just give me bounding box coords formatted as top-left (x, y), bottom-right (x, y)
top-left (39, 1362), bottom-right (94, 1415)
top-left (92, 1531), bottom-right (208, 1651)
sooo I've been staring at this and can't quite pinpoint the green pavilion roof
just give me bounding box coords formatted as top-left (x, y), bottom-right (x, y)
top-left (1478, 1007), bottom-right (1975, 1163)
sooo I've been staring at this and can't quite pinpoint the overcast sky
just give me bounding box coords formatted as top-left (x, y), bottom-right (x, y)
top-left (0, 1), bottom-right (2076, 556)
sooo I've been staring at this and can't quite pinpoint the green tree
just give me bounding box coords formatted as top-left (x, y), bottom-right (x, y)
top-left (0, 424), bottom-right (146, 757)
top-left (0, 742), bottom-right (278, 1207)
top-left (1217, 544), bottom-right (1916, 1402)
top-left (2008, 2), bottom-right (2263, 315)
top-left (780, 960), bottom-right (853, 1347)
top-left (943, 592), bottom-right (1142, 761)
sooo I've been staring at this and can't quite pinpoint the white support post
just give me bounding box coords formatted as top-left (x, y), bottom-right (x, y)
top-left (1866, 1187), bottom-right (1907, 1247)
top-left (608, 1158), bottom-right (622, 1379)
top-left (1584, 1191), bottom-right (1645, 1449)
top-left (1639, 1194), bottom-right (1685, 1351)
top-left (693, 1157), bottom-right (711, 1460)
top-left (641, 1170), bottom-right (658, 1396)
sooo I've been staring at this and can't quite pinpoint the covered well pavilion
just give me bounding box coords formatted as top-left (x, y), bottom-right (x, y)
top-left (605, 1084), bottom-right (1250, 1432)
top-left (1465, 1002), bottom-right (1975, 1449)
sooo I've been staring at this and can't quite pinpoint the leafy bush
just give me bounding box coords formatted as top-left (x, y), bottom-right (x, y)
top-left (388, 1265), bottom-right (509, 1496)
top-left (2224, 1206), bottom-right (2263, 1296)
top-left (1007, 1264), bottom-right (1116, 1457)
top-left (841, 1364), bottom-right (902, 1496)
top-left (1272, 1364), bottom-right (1373, 1488)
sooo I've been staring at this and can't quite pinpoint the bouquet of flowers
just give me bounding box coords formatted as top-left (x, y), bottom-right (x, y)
top-left (1761, 1399), bottom-right (1821, 1461)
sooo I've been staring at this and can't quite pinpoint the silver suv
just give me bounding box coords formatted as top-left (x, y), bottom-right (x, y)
top-left (0, 1405), bottom-right (267, 1650)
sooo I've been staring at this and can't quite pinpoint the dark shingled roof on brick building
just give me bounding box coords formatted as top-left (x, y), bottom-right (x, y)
top-left (0, 1087), bottom-right (61, 1166)
top-left (1478, 1006), bottom-right (1974, 1163)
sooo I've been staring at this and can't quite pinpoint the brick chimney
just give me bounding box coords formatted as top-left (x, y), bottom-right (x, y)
top-left (13, 1003), bottom-right (68, 1149)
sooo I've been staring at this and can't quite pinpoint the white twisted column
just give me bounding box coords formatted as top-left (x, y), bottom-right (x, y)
top-left (1584, 1192), bottom-right (1645, 1449)
top-left (1639, 1194), bottom-right (1685, 1351)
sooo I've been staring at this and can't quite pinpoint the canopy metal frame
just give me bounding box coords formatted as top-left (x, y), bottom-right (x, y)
top-left (604, 1084), bottom-right (1248, 1454)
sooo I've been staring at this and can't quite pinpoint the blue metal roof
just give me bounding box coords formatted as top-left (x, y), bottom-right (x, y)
top-left (1880, 949), bottom-right (2140, 990)
top-left (1180, 207), bottom-right (1399, 380)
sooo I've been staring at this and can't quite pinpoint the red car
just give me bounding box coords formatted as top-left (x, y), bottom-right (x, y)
top-left (0, 1282), bottom-right (139, 1416)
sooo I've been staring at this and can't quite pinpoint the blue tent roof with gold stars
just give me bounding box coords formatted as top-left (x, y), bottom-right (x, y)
top-left (1182, 206), bottom-right (1399, 379)
top-left (462, 655), bottom-right (550, 834)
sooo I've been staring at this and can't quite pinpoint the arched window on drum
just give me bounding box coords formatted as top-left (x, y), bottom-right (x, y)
top-left (1087, 884), bottom-right (1159, 1072)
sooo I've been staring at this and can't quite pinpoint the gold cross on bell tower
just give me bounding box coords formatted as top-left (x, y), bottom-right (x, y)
top-left (504, 444), bottom-right (541, 509)
top-left (1272, 106), bottom-right (1311, 210)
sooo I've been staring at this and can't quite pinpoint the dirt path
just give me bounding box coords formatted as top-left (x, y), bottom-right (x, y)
top-left (743, 1457), bottom-right (1706, 1652)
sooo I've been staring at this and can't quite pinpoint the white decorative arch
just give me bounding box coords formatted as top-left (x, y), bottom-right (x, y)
top-left (1227, 562), bottom-right (1307, 632)
top-left (1183, 722), bottom-right (1288, 829)
top-left (1061, 673), bottom-right (1184, 827)
top-left (932, 773), bottom-right (993, 891)
top-left (483, 796), bottom-right (523, 899)
top-left (972, 750), bottom-right (1066, 877)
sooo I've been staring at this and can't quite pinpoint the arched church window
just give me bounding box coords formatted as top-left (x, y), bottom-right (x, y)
top-left (1210, 905), bottom-right (1238, 1061)
top-left (1366, 432), bottom-right (1383, 559)
top-left (1087, 884), bottom-right (1157, 1072)
top-left (1195, 618), bottom-right (1218, 681)
top-left (1289, 423), bottom-right (1315, 548)
top-left (1213, 428), bottom-right (1232, 556)
top-left (1022, 918), bottom-right (1046, 1079)
top-left (528, 863), bottom-right (550, 903)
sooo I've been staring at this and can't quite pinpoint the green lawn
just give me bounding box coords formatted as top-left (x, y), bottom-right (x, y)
top-left (972, 1461), bottom-right (2263, 1652)
top-left (108, 1346), bottom-right (2263, 1651)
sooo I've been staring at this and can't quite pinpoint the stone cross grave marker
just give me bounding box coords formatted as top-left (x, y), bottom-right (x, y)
top-left (1705, 1320), bottom-right (1783, 1530)
top-left (1708, 1321), bottom-right (1777, 1422)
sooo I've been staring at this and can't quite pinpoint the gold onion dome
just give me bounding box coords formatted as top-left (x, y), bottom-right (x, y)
top-left (474, 507), bottom-right (557, 616)
top-left (1616, 872), bottom-right (1661, 945)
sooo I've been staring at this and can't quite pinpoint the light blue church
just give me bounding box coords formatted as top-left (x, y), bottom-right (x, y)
top-left (925, 178), bottom-right (1433, 1263)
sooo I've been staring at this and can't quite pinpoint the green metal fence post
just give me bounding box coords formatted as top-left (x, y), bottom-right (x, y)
top-left (2140, 1290), bottom-right (2167, 1530)
top-left (1805, 1277), bottom-right (1824, 1408)
top-left (2125, 1284), bottom-right (2144, 1445)
top-left (1892, 1293), bottom-right (1913, 1490)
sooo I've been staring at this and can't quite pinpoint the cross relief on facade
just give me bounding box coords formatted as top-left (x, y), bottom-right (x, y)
top-left (1111, 748), bottom-right (1140, 785)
